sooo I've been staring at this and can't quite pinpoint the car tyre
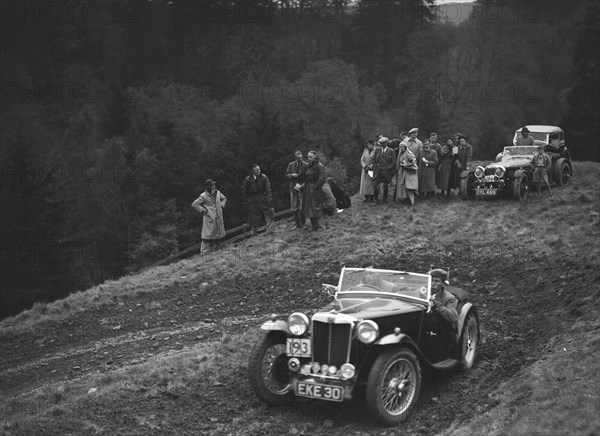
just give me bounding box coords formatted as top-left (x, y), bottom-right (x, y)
top-left (512, 173), bottom-right (529, 201)
top-left (248, 332), bottom-right (293, 405)
top-left (459, 313), bottom-right (479, 370)
top-left (553, 158), bottom-right (571, 186)
top-left (460, 173), bottom-right (475, 201)
top-left (366, 348), bottom-right (421, 426)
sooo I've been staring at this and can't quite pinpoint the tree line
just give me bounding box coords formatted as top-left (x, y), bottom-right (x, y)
top-left (1, 0), bottom-right (598, 318)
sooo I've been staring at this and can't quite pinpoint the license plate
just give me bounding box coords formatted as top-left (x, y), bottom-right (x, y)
top-left (475, 188), bottom-right (497, 196)
top-left (296, 381), bottom-right (344, 402)
top-left (286, 338), bottom-right (311, 357)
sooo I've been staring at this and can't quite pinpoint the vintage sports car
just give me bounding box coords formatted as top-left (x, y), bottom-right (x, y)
top-left (247, 267), bottom-right (480, 425)
top-left (460, 125), bottom-right (572, 201)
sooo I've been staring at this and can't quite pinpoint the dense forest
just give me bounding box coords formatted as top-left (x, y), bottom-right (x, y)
top-left (1, 0), bottom-right (599, 318)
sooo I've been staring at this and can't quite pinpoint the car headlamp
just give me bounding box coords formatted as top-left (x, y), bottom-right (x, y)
top-left (495, 166), bottom-right (505, 178)
top-left (474, 166), bottom-right (484, 179)
top-left (356, 320), bottom-right (379, 344)
top-left (287, 312), bottom-right (309, 336)
top-left (340, 363), bottom-right (355, 380)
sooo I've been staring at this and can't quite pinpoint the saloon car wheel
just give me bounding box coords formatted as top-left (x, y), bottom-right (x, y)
top-left (366, 348), bottom-right (421, 426)
top-left (512, 173), bottom-right (529, 201)
top-left (248, 332), bottom-right (293, 405)
top-left (553, 159), bottom-right (571, 186)
top-left (459, 313), bottom-right (479, 370)
top-left (460, 173), bottom-right (475, 200)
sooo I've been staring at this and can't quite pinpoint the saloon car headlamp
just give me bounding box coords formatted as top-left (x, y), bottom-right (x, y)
top-left (356, 320), bottom-right (379, 344)
top-left (495, 166), bottom-right (505, 178)
top-left (340, 363), bottom-right (355, 380)
top-left (474, 166), bottom-right (484, 179)
top-left (287, 312), bottom-right (309, 336)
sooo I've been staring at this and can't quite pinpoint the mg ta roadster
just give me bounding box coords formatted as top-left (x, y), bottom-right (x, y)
top-left (247, 267), bottom-right (480, 425)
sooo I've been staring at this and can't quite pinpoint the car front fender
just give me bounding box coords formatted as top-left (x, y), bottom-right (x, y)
top-left (512, 169), bottom-right (527, 179)
top-left (456, 302), bottom-right (473, 337)
top-left (375, 332), bottom-right (417, 347)
top-left (260, 320), bottom-right (287, 332)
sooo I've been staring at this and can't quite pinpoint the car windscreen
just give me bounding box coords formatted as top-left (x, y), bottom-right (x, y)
top-left (513, 132), bottom-right (548, 144)
top-left (502, 146), bottom-right (537, 159)
top-left (339, 268), bottom-right (430, 302)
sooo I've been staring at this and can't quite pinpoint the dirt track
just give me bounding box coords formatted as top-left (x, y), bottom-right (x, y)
top-left (1, 187), bottom-right (599, 435)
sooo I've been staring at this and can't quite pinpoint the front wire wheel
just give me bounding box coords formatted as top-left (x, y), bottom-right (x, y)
top-left (366, 348), bottom-right (421, 426)
top-left (247, 332), bottom-right (293, 405)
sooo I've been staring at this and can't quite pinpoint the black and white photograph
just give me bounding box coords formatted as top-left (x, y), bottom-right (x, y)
top-left (1, 0), bottom-right (599, 434)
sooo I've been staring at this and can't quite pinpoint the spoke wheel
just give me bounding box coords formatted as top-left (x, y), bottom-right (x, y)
top-left (248, 332), bottom-right (293, 405)
top-left (366, 348), bottom-right (421, 426)
top-left (512, 173), bottom-right (529, 201)
top-left (460, 313), bottom-right (479, 370)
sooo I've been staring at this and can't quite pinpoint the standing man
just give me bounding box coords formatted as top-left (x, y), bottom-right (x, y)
top-left (372, 137), bottom-right (396, 204)
top-left (516, 126), bottom-right (535, 145)
top-left (242, 164), bottom-right (275, 236)
top-left (531, 144), bottom-right (553, 197)
top-left (301, 151), bottom-right (327, 230)
top-left (402, 128), bottom-right (423, 157)
top-left (191, 179), bottom-right (227, 253)
top-left (285, 151), bottom-right (308, 228)
top-left (453, 134), bottom-right (473, 195)
top-left (427, 132), bottom-right (442, 191)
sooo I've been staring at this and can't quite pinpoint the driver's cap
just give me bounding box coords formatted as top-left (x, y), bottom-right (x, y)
top-left (428, 269), bottom-right (448, 280)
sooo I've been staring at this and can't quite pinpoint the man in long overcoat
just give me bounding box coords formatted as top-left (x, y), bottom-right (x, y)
top-left (191, 179), bottom-right (227, 253)
top-left (373, 137), bottom-right (396, 204)
top-left (242, 164), bottom-right (275, 236)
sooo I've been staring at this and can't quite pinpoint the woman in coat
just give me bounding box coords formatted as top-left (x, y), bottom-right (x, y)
top-left (191, 179), bottom-right (227, 253)
top-left (359, 141), bottom-right (375, 202)
top-left (395, 143), bottom-right (419, 206)
top-left (417, 141), bottom-right (438, 198)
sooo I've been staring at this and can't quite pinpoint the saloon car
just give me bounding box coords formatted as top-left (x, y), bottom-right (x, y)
top-left (247, 267), bottom-right (479, 425)
top-left (460, 125), bottom-right (572, 201)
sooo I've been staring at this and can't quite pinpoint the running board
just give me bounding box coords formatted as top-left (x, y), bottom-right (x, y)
top-left (432, 358), bottom-right (459, 370)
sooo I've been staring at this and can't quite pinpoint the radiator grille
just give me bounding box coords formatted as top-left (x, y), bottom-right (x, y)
top-left (312, 321), bottom-right (352, 367)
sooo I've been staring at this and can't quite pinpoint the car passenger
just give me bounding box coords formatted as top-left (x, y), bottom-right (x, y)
top-left (359, 264), bottom-right (401, 294)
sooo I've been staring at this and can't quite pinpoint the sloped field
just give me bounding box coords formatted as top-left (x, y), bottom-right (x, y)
top-left (1, 162), bottom-right (599, 436)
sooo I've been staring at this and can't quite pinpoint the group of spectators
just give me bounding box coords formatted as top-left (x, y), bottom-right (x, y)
top-left (360, 128), bottom-right (473, 205)
top-left (191, 150), bottom-right (351, 253)
top-left (190, 128), bottom-right (476, 252)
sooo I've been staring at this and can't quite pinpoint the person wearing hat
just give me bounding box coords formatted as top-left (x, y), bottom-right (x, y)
top-left (285, 150), bottom-right (309, 228)
top-left (401, 128), bottom-right (423, 156)
top-left (191, 179), bottom-right (227, 253)
top-left (429, 269), bottom-right (458, 325)
top-left (417, 140), bottom-right (438, 199)
top-left (428, 268), bottom-right (458, 358)
top-left (301, 151), bottom-right (327, 230)
top-left (438, 137), bottom-right (454, 196)
top-left (516, 126), bottom-right (535, 146)
top-left (359, 141), bottom-right (376, 202)
top-left (395, 140), bottom-right (419, 205)
top-left (242, 164), bottom-right (275, 236)
top-left (452, 134), bottom-right (473, 195)
top-left (372, 137), bottom-right (396, 204)
top-left (531, 144), bottom-right (553, 197)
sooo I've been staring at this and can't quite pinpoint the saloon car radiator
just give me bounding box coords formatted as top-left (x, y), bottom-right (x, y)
top-left (312, 321), bottom-right (352, 367)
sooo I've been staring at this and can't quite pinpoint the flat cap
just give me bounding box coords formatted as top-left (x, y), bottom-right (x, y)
top-left (429, 268), bottom-right (448, 280)
top-left (408, 127), bottom-right (419, 134)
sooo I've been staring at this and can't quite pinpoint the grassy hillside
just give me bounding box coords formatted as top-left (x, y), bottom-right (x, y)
top-left (1, 161), bottom-right (599, 435)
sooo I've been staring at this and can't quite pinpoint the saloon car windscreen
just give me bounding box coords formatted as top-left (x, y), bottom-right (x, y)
top-left (339, 269), bottom-right (430, 301)
top-left (513, 132), bottom-right (548, 143)
top-left (502, 146), bottom-right (537, 159)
